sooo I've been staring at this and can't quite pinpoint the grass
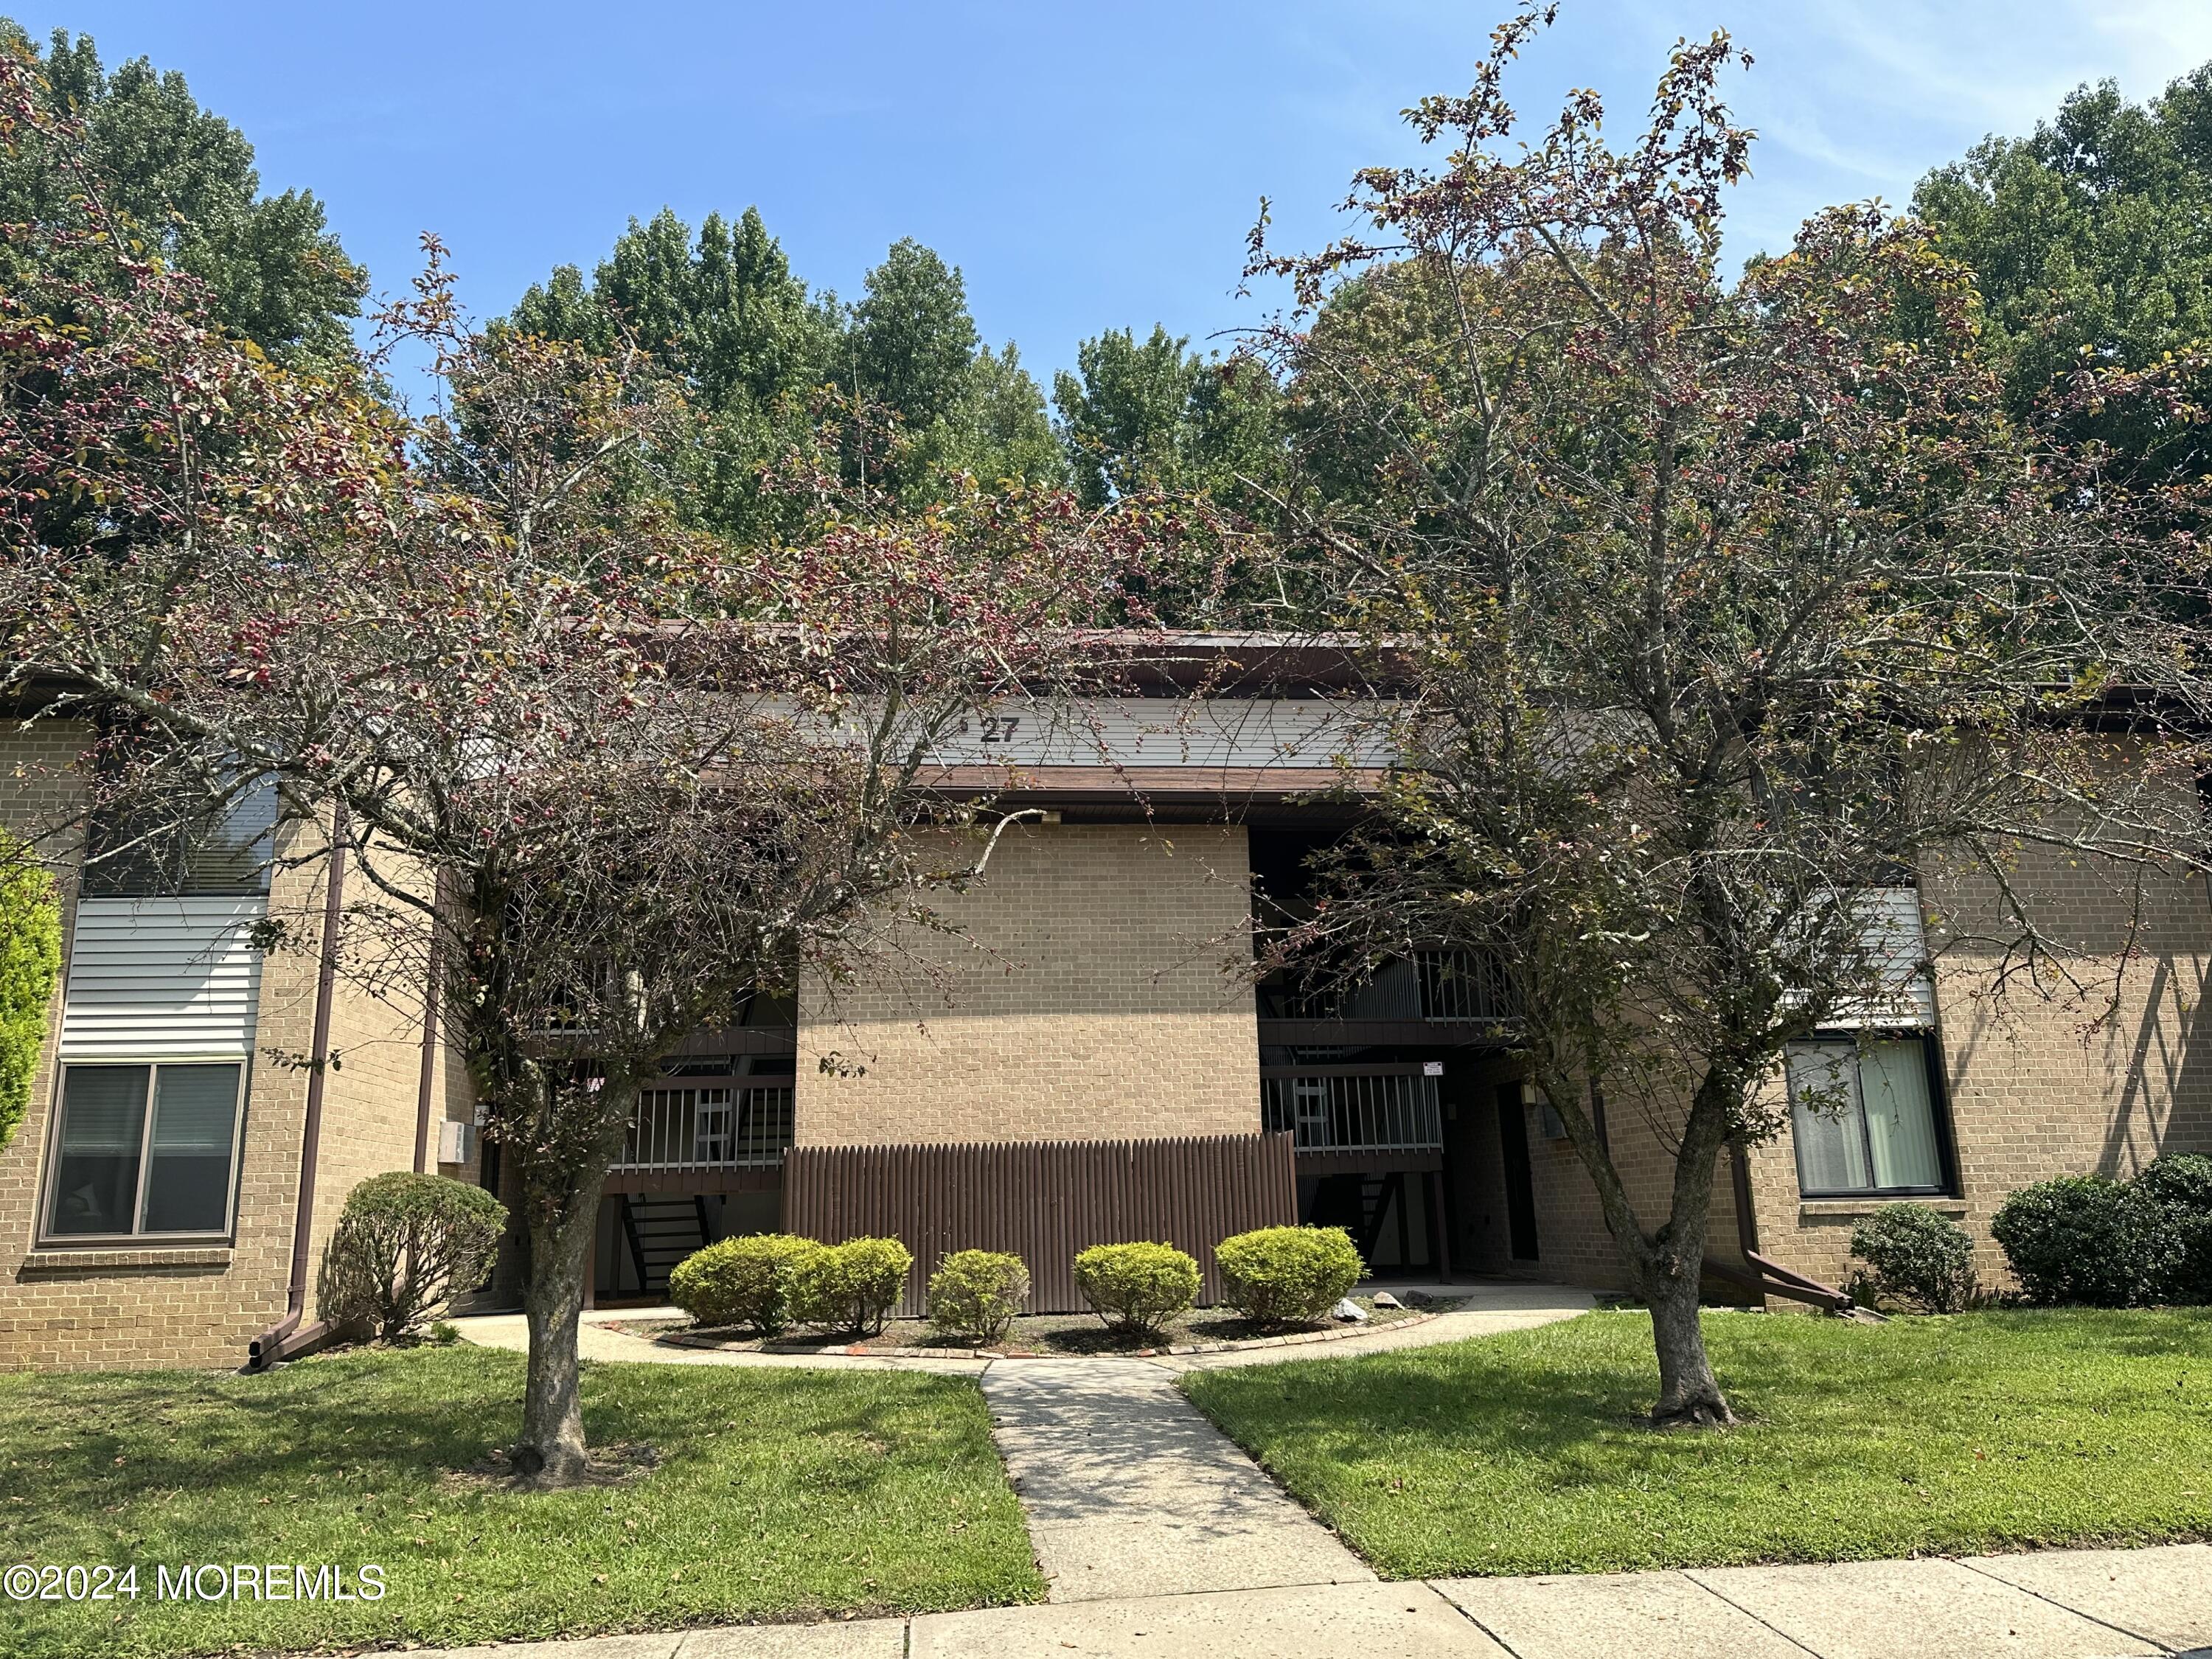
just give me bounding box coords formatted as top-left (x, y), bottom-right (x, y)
top-left (0, 1344), bottom-right (1043, 1658)
top-left (1181, 1306), bottom-right (2212, 1579)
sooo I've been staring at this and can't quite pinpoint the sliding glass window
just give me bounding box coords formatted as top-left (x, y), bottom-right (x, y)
top-left (42, 1062), bottom-right (245, 1241)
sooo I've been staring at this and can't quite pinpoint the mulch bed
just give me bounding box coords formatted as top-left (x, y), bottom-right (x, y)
top-left (608, 1293), bottom-right (1464, 1358)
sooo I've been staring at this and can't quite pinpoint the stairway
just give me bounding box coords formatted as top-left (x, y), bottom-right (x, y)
top-left (617, 1194), bottom-right (713, 1298)
top-left (1308, 1172), bottom-right (1403, 1265)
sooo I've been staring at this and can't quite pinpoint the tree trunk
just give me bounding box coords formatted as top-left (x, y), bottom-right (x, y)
top-left (512, 1196), bottom-right (597, 1484)
top-left (1643, 1257), bottom-right (1735, 1427)
top-left (507, 1084), bottom-right (634, 1486)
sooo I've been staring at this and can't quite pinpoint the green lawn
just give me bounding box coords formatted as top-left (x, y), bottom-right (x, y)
top-left (1182, 1307), bottom-right (2212, 1579)
top-left (0, 1345), bottom-right (1043, 1658)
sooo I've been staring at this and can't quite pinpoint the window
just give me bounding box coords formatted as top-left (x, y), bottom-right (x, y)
top-left (81, 773), bottom-right (276, 899)
top-left (41, 1062), bottom-right (245, 1240)
top-left (1787, 1036), bottom-right (1948, 1197)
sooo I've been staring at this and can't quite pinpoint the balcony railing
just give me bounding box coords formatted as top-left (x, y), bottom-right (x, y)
top-left (616, 1081), bottom-right (794, 1171)
top-left (1258, 949), bottom-right (1519, 1024)
top-left (1261, 1066), bottom-right (1443, 1152)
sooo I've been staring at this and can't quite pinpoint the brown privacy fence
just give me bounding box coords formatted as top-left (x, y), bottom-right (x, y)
top-left (784, 1132), bottom-right (1298, 1316)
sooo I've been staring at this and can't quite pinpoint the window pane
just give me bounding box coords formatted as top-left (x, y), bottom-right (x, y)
top-left (1860, 1039), bottom-right (1943, 1189)
top-left (139, 1065), bottom-right (241, 1234)
top-left (1788, 1043), bottom-right (1871, 1194)
top-left (48, 1068), bottom-right (148, 1237)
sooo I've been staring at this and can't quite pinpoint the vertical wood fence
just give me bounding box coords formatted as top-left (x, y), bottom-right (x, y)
top-left (784, 1132), bottom-right (1298, 1315)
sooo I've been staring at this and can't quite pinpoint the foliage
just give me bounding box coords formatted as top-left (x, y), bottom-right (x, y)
top-left (1072, 1242), bottom-right (1200, 1337)
top-left (1051, 324), bottom-right (1283, 512)
top-left (667, 1233), bottom-right (822, 1335)
top-left (1994, 1159), bottom-right (2212, 1307)
top-left (1183, 1307), bottom-right (2212, 1578)
top-left (0, 54), bottom-right (1172, 1484)
top-left (0, 830), bottom-right (60, 1152)
top-left (0, 23), bottom-right (365, 361)
top-left (788, 1237), bottom-right (915, 1337)
top-left (1992, 1175), bottom-right (2157, 1306)
top-left (1244, 4), bottom-right (2207, 1427)
top-left (314, 1172), bottom-right (507, 1346)
top-left (1846, 1204), bottom-right (1978, 1313)
top-left (0, 1345), bottom-right (1043, 1657)
top-left (509, 219), bottom-right (1062, 535)
top-left (2135, 1154), bottom-right (2212, 1304)
top-left (925, 1249), bottom-right (1032, 1344)
top-left (1213, 1225), bottom-right (1363, 1326)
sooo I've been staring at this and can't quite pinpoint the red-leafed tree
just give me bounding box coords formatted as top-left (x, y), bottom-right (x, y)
top-left (0, 52), bottom-right (1155, 1481)
top-left (1250, 7), bottom-right (2210, 1424)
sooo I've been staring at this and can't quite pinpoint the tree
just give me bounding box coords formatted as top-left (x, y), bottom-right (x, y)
top-left (1, 59), bottom-right (1158, 1480)
top-left (1913, 64), bottom-right (2212, 507)
top-left (0, 829), bottom-right (61, 1152)
top-left (1250, 7), bottom-right (2204, 1425)
top-left (847, 237), bottom-right (1062, 493)
top-left (0, 22), bottom-right (366, 361)
top-left (1051, 324), bottom-right (1283, 512)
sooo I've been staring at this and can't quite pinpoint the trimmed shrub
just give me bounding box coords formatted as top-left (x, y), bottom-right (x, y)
top-left (1073, 1241), bottom-right (1200, 1337)
top-left (0, 835), bottom-right (62, 1154)
top-left (2134, 1154), bottom-right (2212, 1304)
top-left (1992, 1175), bottom-right (2157, 1307)
top-left (668, 1234), bottom-right (822, 1335)
top-left (926, 1250), bottom-right (1031, 1344)
top-left (1847, 1203), bottom-right (1976, 1312)
top-left (789, 1236), bottom-right (914, 1336)
top-left (316, 1172), bottom-right (507, 1344)
top-left (1215, 1225), bottom-right (1364, 1326)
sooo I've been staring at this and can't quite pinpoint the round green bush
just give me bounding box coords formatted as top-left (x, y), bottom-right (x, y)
top-left (0, 834), bottom-right (62, 1155)
top-left (1847, 1203), bottom-right (1977, 1312)
top-left (316, 1171), bottom-right (508, 1344)
top-left (1992, 1175), bottom-right (2159, 1306)
top-left (1215, 1225), bottom-right (1364, 1326)
top-left (2132, 1154), bottom-right (2212, 1304)
top-left (788, 1236), bottom-right (914, 1336)
top-left (668, 1233), bottom-right (822, 1334)
top-left (1072, 1241), bottom-right (1200, 1337)
top-left (926, 1249), bottom-right (1031, 1344)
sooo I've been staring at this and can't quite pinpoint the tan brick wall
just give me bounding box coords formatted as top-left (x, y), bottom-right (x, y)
top-left (0, 728), bottom-right (322, 1370)
top-left (1747, 830), bottom-right (2212, 1296)
top-left (0, 759), bottom-right (437, 1370)
top-left (796, 824), bottom-right (1259, 1147)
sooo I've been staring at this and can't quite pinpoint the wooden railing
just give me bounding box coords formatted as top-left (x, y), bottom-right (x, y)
top-left (616, 1081), bottom-right (794, 1171)
top-left (1260, 1065), bottom-right (1443, 1152)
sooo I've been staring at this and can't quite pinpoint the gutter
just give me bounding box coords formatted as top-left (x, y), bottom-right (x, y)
top-left (246, 803), bottom-right (347, 1371)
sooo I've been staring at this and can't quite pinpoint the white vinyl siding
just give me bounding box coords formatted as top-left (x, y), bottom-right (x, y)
top-left (1828, 886), bottom-right (1937, 1028)
top-left (58, 896), bottom-right (268, 1060)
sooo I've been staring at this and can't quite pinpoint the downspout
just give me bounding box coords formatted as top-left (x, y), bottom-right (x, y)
top-left (247, 803), bottom-right (347, 1371)
top-left (1703, 1144), bottom-right (1862, 1315)
top-left (411, 874), bottom-right (445, 1173)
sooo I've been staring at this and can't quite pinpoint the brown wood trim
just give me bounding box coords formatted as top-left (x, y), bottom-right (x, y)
top-left (1259, 1019), bottom-right (1515, 1048)
top-left (1294, 1150), bottom-right (1444, 1175)
top-left (605, 1166), bottom-right (785, 1196)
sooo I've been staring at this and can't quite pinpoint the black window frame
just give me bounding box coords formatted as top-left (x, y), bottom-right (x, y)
top-left (1786, 1029), bottom-right (1958, 1200)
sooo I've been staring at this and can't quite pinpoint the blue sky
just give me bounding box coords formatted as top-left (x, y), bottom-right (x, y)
top-left (13, 1), bottom-right (2212, 401)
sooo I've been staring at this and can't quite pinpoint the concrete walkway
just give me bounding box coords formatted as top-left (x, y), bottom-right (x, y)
top-left (425, 1543), bottom-right (2212, 1657)
top-left (453, 1283), bottom-right (1588, 1607)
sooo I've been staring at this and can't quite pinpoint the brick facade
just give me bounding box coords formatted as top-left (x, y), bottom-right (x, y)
top-left (795, 823), bottom-right (1259, 1147)
top-left (0, 728), bottom-right (439, 1370)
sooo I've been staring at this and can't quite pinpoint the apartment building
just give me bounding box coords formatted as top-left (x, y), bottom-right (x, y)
top-left (3, 640), bottom-right (2208, 1366)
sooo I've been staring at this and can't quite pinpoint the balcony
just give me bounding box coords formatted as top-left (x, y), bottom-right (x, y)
top-left (615, 1080), bottom-right (794, 1173)
top-left (1261, 1065), bottom-right (1443, 1153)
top-left (1257, 950), bottom-right (1518, 1050)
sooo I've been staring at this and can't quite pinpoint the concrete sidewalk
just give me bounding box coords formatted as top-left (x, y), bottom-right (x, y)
top-left (426, 1543), bottom-right (2212, 1658)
